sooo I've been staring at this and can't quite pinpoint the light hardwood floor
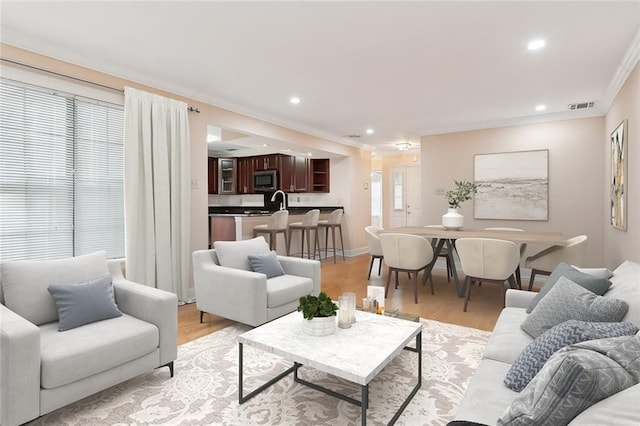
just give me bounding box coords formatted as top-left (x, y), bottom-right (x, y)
top-left (178, 254), bottom-right (505, 345)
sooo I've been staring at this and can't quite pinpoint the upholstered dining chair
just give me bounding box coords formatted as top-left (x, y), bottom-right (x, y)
top-left (318, 208), bottom-right (345, 263)
top-left (287, 209), bottom-right (321, 259)
top-left (456, 238), bottom-right (521, 312)
top-left (379, 233), bottom-right (435, 303)
top-left (484, 227), bottom-right (526, 289)
top-left (424, 225), bottom-right (455, 282)
top-left (253, 210), bottom-right (289, 253)
top-left (525, 234), bottom-right (588, 291)
top-left (364, 225), bottom-right (384, 279)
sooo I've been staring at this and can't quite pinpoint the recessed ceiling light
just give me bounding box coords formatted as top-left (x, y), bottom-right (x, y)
top-left (366, 128), bottom-right (374, 135)
top-left (307, 152), bottom-right (313, 156)
top-left (290, 96), bottom-right (301, 105)
top-left (262, 143), bottom-right (268, 147)
top-left (527, 39), bottom-right (546, 50)
top-left (535, 104), bottom-right (547, 111)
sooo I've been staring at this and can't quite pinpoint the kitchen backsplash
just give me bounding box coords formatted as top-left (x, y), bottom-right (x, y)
top-left (208, 193), bottom-right (342, 207)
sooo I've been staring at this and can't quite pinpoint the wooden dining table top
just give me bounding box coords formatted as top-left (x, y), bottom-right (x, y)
top-left (380, 226), bottom-right (568, 246)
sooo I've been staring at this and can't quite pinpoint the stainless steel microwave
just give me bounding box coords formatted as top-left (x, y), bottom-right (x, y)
top-left (252, 170), bottom-right (278, 192)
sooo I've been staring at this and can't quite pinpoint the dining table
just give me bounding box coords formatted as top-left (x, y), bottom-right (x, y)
top-left (379, 227), bottom-right (568, 298)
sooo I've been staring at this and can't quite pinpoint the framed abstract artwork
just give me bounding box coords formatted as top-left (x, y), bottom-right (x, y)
top-left (474, 149), bottom-right (549, 221)
top-left (611, 120), bottom-right (627, 230)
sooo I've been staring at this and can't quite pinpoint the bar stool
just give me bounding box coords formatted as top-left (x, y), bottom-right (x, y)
top-left (287, 209), bottom-right (321, 259)
top-left (318, 209), bottom-right (345, 263)
top-left (252, 210), bottom-right (289, 253)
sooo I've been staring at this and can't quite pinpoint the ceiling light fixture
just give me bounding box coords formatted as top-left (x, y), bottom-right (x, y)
top-left (366, 128), bottom-right (374, 135)
top-left (396, 142), bottom-right (411, 151)
top-left (290, 96), bottom-right (301, 105)
top-left (535, 104), bottom-right (547, 111)
top-left (527, 39), bottom-right (546, 50)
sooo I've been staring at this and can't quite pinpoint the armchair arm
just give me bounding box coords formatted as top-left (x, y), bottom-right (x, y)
top-left (278, 256), bottom-right (322, 296)
top-left (1, 304), bottom-right (40, 426)
top-left (109, 268), bottom-right (178, 367)
top-left (193, 250), bottom-right (268, 326)
top-left (505, 289), bottom-right (537, 309)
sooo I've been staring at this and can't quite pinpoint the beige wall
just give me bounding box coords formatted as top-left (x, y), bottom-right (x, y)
top-left (420, 117), bottom-right (606, 266)
top-left (1, 44), bottom-right (372, 285)
top-left (604, 62), bottom-right (640, 267)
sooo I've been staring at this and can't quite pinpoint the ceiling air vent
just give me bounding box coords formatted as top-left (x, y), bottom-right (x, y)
top-left (569, 101), bottom-right (595, 110)
top-left (344, 134), bottom-right (361, 139)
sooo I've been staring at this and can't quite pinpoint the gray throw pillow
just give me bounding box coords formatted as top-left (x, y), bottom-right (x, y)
top-left (248, 251), bottom-right (285, 279)
top-left (527, 263), bottom-right (612, 313)
top-left (48, 276), bottom-right (122, 331)
top-left (520, 277), bottom-right (629, 338)
top-left (498, 335), bottom-right (640, 426)
top-left (504, 320), bottom-right (639, 391)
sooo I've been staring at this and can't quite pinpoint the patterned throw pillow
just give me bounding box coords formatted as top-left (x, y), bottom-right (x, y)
top-left (499, 335), bottom-right (640, 426)
top-left (520, 277), bottom-right (629, 338)
top-left (504, 320), bottom-right (639, 391)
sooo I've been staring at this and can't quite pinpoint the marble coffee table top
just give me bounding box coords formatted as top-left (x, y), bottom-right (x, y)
top-left (238, 310), bottom-right (422, 385)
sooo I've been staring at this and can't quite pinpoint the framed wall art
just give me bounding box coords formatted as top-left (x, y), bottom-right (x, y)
top-left (474, 149), bottom-right (549, 221)
top-left (610, 119), bottom-right (627, 230)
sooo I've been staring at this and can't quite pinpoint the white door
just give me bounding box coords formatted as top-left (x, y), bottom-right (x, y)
top-left (389, 165), bottom-right (422, 228)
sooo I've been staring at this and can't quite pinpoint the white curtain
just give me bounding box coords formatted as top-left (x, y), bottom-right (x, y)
top-left (124, 87), bottom-right (191, 302)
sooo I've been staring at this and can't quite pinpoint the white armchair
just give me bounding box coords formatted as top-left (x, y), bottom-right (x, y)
top-left (0, 251), bottom-right (177, 426)
top-left (192, 236), bottom-right (321, 327)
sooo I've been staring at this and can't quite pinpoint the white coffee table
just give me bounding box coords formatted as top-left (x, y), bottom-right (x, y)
top-left (238, 310), bottom-right (422, 425)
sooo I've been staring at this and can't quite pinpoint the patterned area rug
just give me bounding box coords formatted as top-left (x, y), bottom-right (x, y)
top-left (29, 319), bottom-right (489, 426)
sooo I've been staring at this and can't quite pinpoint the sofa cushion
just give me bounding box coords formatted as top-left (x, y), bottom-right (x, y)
top-left (266, 275), bottom-right (314, 308)
top-left (527, 263), bottom-right (612, 313)
top-left (454, 359), bottom-right (517, 425)
top-left (1, 251), bottom-right (110, 326)
top-left (48, 275), bottom-right (123, 331)
top-left (498, 335), bottom-right (640, 426)
top-left (484, 307), bottom-right (532, 364)
top-left (504, 320), bottom-right (639, 391)
top-left (606, 261), bottom-right (640, 326)
top-left (39, 313), bottom-right (159, 389)
top-left (214, 237), bottom-right (270, 271)
top-left (248, 251), bottom-right (285, 278)
top-left (521, 277), bottom-right (628, 338)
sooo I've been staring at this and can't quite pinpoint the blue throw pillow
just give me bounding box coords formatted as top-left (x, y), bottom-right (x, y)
top-left (48, 275), bottom-right (122, 331)
top-left (505, 320), bottom-right (638, 392)
top-left (248, 251), bottom-right (285, 279)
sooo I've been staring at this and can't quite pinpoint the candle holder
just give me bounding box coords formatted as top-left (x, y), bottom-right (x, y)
top-left (338, 295), bottom-right (351, 329)
top-left (344, 292), bottom-right (356, 323)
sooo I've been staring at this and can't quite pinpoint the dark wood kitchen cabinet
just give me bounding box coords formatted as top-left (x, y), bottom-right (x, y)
top-left (208, 157), bottom-right (218, 194)
top-left (237, 157), bottom-right (253, 194)
top-left (280, 155), bottom-right (310, 193)
top-left (310, 158), bottom-right (330, 192)
top-left (218, 158), bottom-right (237, 194)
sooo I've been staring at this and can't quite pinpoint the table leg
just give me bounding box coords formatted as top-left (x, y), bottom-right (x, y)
top-left (361, 384), bottom-right (368, 426)
top-left (444, 239), bottom-right (465, 298)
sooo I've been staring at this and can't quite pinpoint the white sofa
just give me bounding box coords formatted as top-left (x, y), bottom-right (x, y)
top-left (453, 260), bottom-right (640, 425)
top-left (192, 236), bottom-right (321, 327)
top-left (0, 252), bottom-right (178, 426)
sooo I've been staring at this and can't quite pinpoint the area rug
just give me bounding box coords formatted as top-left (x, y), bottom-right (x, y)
top-left (28, 319), bottom-right (490, 426)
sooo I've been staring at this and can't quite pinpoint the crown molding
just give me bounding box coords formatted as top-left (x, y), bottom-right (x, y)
top-left (599, 26), bottom-right (640, 113)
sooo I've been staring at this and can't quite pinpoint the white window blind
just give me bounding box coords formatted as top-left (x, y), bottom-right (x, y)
top-left (0, 79), bottom-right (124, 261)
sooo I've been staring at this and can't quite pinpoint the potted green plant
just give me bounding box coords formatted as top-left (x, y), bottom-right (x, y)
top-left (443, 180), bottom-right (478, 230)
top-left (297, 292), bottom-right (339, 336)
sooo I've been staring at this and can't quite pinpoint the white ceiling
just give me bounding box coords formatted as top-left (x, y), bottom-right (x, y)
top-left (2, 1), bottom-right (639, 156)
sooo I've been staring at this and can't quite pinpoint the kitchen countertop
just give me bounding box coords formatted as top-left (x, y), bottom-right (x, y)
top-left (208, 206), bottom-right (343, 216)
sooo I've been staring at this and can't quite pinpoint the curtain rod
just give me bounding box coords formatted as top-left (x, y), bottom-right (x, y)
top-left (1, 57), bottom-right (201, 113)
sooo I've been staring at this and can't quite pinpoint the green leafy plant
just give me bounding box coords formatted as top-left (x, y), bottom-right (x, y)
top-left (445, 180), bottom-right (478, 209)
top-left (297, 292), bottom-right (339, 320)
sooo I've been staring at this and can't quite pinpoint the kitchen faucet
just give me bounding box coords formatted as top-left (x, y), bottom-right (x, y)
top-left (270, 190), bottom-right (287, 211)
